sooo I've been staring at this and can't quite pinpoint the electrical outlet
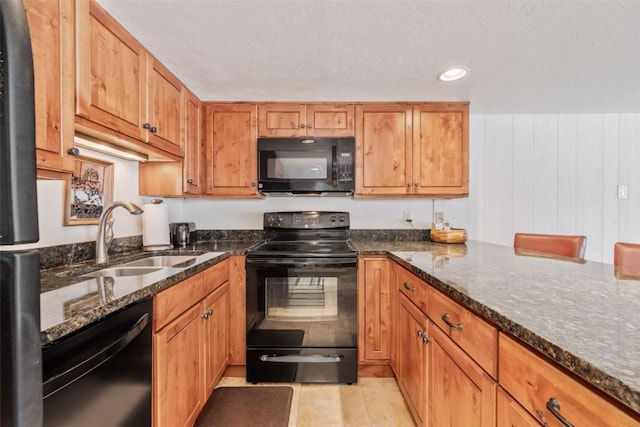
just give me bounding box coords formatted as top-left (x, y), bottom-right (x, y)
top-left (403, 210), bottom-right (413, 223)
top-left (618, 184), bottom-right (628, 200)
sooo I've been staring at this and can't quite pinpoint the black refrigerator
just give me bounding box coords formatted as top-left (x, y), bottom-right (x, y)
top-left (0, 1), bottom-right (43, 426)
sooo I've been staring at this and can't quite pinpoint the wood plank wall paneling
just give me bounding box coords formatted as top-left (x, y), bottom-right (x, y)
top-left (620, 115), bottom-right (640, 247)
top-left (436, 113), bottom-right (640, 264)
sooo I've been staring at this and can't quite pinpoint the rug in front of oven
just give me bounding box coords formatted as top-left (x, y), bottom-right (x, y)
top-left (194, 386), bottom-right (293, 427)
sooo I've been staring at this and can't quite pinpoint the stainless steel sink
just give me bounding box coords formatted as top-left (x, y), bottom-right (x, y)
top-left (122, 255), bottom-right (197, 268)
top-left (80, 266), bottom-right (166, 278)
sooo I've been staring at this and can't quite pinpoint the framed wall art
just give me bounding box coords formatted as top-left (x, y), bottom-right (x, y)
top-left (64, 157), bottom-right (114, 225)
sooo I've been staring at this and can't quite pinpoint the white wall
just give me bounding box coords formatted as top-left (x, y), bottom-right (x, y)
top-left (437, 114), bottom-right (640, 263)
top-left (19, 114), bottom-right (640, 265)
top-left (4, 149), bottom-right (144, 251)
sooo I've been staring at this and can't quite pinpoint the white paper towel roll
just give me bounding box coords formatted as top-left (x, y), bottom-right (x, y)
top-left (142, 202), bottom-right (171, 248)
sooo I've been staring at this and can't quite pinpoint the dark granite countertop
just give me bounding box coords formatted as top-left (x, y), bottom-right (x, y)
top-left (40, 241), bottom-right (260, 345)
top-left (354, 239), bottom-right (640, 415)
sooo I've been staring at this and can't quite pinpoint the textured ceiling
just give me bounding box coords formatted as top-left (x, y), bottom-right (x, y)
top-left (96, 0), bottom-right (640, 114)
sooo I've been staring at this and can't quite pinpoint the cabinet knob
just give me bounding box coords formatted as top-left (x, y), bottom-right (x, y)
top-left (66, 147), bottom-right (80, 156)
top-left (422, 336), bottom-right (432, 345)
top-left (403, 282), bottom-right (415, 292)
top-left (414, 182), bottom-right (420, 187)
top-left (187, 179), bottom-right (194, 184)
top-left (417, 330), bottom-right (424, 338)
top-left (143, 123), bottom-right (157, 133)
top-left (202, 312), bottom-right (210, 320)
top-left (307, 123), bottom-right (313, 129)
top-left (300, 123), bottom-right (306, 128)
top-left (406, 183), bottom-right (411, 188)
top-left (250, 182), bottom-right (256, 187)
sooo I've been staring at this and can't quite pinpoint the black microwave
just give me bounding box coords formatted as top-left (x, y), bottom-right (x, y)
top-left (257, 137), bottom-right (355, 195)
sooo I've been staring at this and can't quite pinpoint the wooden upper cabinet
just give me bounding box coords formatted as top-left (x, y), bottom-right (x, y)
top-left (25, 0), bottom-right (75, 174)
top-left (258, 103), bottom-right (354, 137)
top-left (413, 103), bottom-right (469, 196)
top-left (75, 0), bottom-right (183, 159)
top-left (355, 102), bottom-right (469, 198)
top-left (75, 0), bottom-right (147, 141)
top-left (355, 104), bottom-right (413, 196)
top-left (183, 89), bottom-right (203, 194)
top-left (203, 103), bottom-right (260, 197)
top-left (146, 55), bottom-right (183, 157)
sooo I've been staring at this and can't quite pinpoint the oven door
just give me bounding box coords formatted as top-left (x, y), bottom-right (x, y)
top-left (245, 258), bottom-right (358, 383)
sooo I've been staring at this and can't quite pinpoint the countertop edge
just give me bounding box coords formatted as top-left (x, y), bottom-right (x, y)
top-left (379, 250), bottom-right (640, 416)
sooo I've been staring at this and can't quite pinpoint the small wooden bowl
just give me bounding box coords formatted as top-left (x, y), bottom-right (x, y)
top-left (430, 228), bottom-right (468, 244)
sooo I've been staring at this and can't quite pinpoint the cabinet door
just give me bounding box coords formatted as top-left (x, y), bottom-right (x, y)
top-left (75, 0), bottom-right (147, 142)
top-left (497, 387), bottom-right (542, 427)
top-left (203, 283), bottom-right (229, 399)
top-left (355, 104), bottom-right (413, 196)
top-left (183, 89), bottom-right (203, 194)
top-left (358, 257), bottom-right (392, 362)
top-left (306, 104), bottom-right (354, 137)
top-left (204, 103), bottom-right (259, 197)
top-left (413, 103), bottom-right (469, 196)
top-left (154, 303), bottom-right (204, 427)
top-left (228, 256), bottom-right (247, 365)
top-left (258, 103), bottom-right (306, 137)
top-left (429, 324), bottom-right (496, 427)
top-left (25, 0), bottom-right (75, 174)
top-left (147, 55), bottom-right (183, 157)
top-left (397, 293), bottom-right (428, 426)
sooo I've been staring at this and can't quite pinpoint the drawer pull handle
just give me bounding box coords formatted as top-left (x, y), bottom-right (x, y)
top-left (403, 282), bottom-right (415, 292)
top-left (546, 398), bottom-right (574, 427)
top-left (535, 410), bottom-right (548, 426)
top-left (441, 313), bottom-right (463, 331)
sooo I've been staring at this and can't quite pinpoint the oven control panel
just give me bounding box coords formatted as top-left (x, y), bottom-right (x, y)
top-left (264, 211), bottom-right (350, 229)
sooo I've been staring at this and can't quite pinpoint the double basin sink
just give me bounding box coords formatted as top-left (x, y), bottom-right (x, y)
top-left (79, 255), bottom-right (197, 278)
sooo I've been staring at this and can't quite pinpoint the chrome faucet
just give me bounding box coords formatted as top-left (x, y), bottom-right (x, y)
top-left (96, 201), bottom-right (144, 264)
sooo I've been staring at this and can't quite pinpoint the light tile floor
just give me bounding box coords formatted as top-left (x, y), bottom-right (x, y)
top-left (217, 377), bottom-right (416, 427)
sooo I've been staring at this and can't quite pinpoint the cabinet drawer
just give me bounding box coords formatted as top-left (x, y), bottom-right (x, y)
top-left (203, 259), bottom-right (229, 295)
top-left (497, 387), bottom-right (542, 427)
top-left (154, 272), bottom-right (204, 331)
top-left (499, 333), bottom-right (640, 427)
top-left (429, 287), bottom-right (497, 378)
top-left (395, 265), bottom-right (428, 314)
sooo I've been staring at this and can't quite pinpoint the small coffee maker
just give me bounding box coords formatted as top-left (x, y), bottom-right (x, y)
top-left (170, 222), bottom-right (195, 247)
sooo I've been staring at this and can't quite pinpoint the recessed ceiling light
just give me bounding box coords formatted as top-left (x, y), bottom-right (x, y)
top-left (438, 68), bottom-right (468, 82)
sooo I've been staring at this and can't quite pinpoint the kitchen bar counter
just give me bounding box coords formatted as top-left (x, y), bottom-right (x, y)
top-left (353, 239), bottom-right (640, 415)
top-left (40, 241), bottom-right (259, 345)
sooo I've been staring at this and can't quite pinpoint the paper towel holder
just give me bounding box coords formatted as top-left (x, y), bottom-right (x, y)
top-left (143, 199), bottom-right (173, 251)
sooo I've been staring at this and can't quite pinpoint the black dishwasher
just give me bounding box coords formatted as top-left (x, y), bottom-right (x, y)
top-left (42, 298), bottom-right (152, 427)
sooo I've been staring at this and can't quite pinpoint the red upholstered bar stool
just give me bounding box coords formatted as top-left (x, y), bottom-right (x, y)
top-left (614, 242), bottom-right (640, 279)
top-left (513, 233), bottom-right (587, 261)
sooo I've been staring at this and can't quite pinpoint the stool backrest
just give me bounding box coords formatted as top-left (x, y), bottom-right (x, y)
top-left (614, 242), bottom-right (640, 279)
top-left (514, 233), bottom-right (587, 260)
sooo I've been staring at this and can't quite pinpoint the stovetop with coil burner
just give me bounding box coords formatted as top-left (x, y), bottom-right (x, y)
top-left (248, 211), bottom-right (357, 259)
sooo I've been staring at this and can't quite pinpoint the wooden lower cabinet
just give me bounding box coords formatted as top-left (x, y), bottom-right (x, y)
top-left (203, 283), bottom-right (229, 397)
top-left (396, 292), bottom-right (428, 425)
top-left (499, 333), bottom-right (640, 427)
top-left (153, 262), bottom-right (230, 427)
top-left (358, 257), bottom-right (393, 363)
top-left (429, 324), bottom-right (496, 427)
top-left (154, 303), bottom-right (204, 427)
top-left (496, 387), bottom-right (542, 427)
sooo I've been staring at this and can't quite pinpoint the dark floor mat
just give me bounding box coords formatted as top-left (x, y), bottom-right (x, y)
top-left (194, 386), bottom-right (293, 427)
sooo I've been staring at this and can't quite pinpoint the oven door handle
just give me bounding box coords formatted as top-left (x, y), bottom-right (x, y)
top-left (246, 258), bottom-right (357, 268)
top-left (260, 354), bottom-right (344, 363)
